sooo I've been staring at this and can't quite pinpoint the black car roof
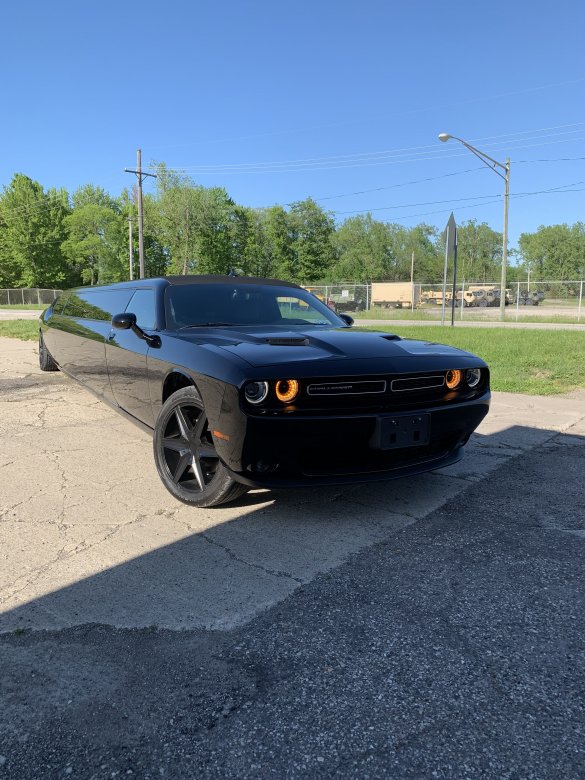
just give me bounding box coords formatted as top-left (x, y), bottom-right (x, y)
top-left (68, 275), bottom-right (301, 292)
top-left (164, 275), bottom-right (301, 288)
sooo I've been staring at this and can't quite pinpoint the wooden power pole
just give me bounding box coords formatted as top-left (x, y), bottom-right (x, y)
top-left (124, 150), bottom-right (156, 279)
top-left (128, 217), bottom-right (134, 280)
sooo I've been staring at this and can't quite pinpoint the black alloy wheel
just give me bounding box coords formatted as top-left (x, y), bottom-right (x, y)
top-left (153, 386), bottom-right (248, 508)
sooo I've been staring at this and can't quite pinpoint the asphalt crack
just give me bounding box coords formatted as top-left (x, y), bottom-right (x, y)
top-left (199, 532), bottom-right (304, 584)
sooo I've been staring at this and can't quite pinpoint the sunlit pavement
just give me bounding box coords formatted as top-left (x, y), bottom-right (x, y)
top-left (1, 336), bottom-right (585, 778)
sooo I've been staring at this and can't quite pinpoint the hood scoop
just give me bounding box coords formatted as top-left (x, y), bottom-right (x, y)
top-left (265, 337), bottom-right (310, 346)
top-left (382, 334), bottom-right (402, 341)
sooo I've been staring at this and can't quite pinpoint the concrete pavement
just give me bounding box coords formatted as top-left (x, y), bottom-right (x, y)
top-left (2, 336), bottom-right (585, 778)
top-left (1, 336), bottom-right (584, 634)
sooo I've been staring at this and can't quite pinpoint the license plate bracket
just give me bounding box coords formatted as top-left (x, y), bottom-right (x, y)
top-left (370, 413), bottom-right (431, 450)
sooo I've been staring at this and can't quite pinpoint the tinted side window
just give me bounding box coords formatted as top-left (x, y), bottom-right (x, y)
top-left (126, 289), bottom-right (157, 329)
top-left (52, 294), bottom-right (68, 314)
top-left (63, 290), bottom-right (133, 321)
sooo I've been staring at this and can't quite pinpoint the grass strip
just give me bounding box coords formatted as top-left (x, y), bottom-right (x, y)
top-left (0, 320), bottom-right (39, 340)
top-left (0, 304), bottom-right (47, 310)
top-left (358, 325), bottom-right (585, 395)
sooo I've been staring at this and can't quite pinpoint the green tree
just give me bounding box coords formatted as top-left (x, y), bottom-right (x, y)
top-left (455, 220), bottom-right (503, 282)
top-left (0, 174), bottom-right (71, 287)
top-left (62, 185), bottom-right (126, 285)
top-left (331, 214), bottom-right (395, 281)
top-left (395, 224), bottom-right (442, 282)
top-left (518, 223), bottom-right (585, 280)
top-left (288, 198), bottom-right (335, 282)
top-left (155, 166), bottom-right (235, 275)
top-left (264, 205), bottom-right (295, 280)
top-left (230, 206), bottom-right (273, 277)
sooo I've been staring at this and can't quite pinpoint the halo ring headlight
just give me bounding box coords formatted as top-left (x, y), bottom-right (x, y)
top-left (445, 369), bottom-right (463, 389)
top-left (275, 379), bottom-right (299, 403)
top-left (244, 381), bottom-right (269, 404)
top-left (466, 368), bottom-right (482, 388)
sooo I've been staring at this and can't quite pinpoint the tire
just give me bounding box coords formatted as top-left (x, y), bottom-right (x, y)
top-left (39, 332), bottom-right (59, 371)
top-left (478, 299), bottom-right (488, 308)
top-left (153, 386), bottom-right (249, 508)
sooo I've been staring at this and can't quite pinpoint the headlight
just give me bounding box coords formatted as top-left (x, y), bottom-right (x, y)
top-left (445, 369), bottom-right (462, 389)
top-left (244, 381), bottom-right (269, 404)
top-left (275, 379), bottom-right (299, 403)
top-left (466, 368), bottom-right (482, 388)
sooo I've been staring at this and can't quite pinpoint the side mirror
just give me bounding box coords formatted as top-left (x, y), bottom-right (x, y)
top-left (111, 312), bottom-right (161, 348)
top-left (112, 312), bottom-right (136, 330)
top-left (339, 313), bottom-right (354, 326)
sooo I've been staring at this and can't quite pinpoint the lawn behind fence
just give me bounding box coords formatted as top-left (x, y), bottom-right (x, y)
top-left (1, 319), bottom-right (584, 396)
top-left (361, 325), bottom-right (585, 395)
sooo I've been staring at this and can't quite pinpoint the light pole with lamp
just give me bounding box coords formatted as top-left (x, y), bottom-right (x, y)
top-left (438, 133), bottom-right (510, 321)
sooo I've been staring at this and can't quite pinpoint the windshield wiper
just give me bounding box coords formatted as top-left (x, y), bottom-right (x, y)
top-left (178, 322), bottom-right (236, 329)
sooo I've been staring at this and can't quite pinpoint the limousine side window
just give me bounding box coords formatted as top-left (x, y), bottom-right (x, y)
top-left (63, 290), bottom-right (133, 321)
top-left (125, 289), bottom-right (156, 330)
top-left (52, 294), bottom-right (68, 314)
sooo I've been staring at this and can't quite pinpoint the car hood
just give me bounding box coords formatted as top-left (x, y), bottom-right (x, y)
top-left (175, 326), bottom-right (481, 369)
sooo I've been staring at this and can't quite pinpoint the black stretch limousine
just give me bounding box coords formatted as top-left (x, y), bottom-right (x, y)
top-left (39, 275), bottom-right (490, 507)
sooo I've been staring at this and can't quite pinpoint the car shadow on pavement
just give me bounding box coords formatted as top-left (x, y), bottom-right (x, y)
top-left (2, 423), bottom-right (584, 635)
top-left (1, 422), bottom-right (585, 780)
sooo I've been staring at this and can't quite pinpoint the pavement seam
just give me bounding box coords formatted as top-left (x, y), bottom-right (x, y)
top-left (199, 532), bottom-right (304, 584)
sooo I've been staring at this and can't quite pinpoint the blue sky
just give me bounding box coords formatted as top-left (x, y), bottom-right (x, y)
top-left (1, 0), bottom-right (584, 251)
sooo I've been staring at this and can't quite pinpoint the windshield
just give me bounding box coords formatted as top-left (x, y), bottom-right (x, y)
top-left (165, 283), bottom-right (344, 329)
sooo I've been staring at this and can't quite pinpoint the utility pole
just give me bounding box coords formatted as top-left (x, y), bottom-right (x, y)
top-left (438, 135), bottom-right (510, 321)
top-left (128, 217), bottom-right (134, 280)
top-left (124, 149), bottom-right (156, 279)
top-left (410, 250), bottom-right (415, 312)
top-left (499, 158), bottom-right (511, 322)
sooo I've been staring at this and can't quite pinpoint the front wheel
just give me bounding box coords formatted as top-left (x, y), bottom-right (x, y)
top-left (153, 386), bottom-right (248, 508)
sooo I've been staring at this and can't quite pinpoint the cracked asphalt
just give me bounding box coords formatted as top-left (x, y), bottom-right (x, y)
top-left (1, 336), bottom-right (585, 778)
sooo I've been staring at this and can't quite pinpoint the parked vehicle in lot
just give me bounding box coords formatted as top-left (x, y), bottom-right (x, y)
top-left (371, 282), bottom-right (421, 309)
top-left (516, 290), bottom-right (545, 305)
top-left (39, 275), bottom-right (490, 507)
top-left (303, 287), bottom-right (337, 311)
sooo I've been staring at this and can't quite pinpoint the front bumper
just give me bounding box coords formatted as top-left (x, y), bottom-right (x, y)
top-left (215, 390), bottom-right (490, 488)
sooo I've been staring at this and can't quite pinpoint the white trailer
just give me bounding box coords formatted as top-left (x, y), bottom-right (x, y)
top-left (371, 282), bottom-right (421, 309)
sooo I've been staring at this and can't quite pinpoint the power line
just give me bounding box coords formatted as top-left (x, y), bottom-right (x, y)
top-left (516, 156), bottom-right (585, 164)
top-left (146, 121), bottom-right (585, 169)
top-left (145, 80), bottom-right (585, 153)
top-left (147, 124), bottom-right (585, 174)
top-left (310, 166), bottom-right (487, 203)
top-left (329, 179), bottom-right (585, 218)
top-left (333, 193), bottom-right (502, 216)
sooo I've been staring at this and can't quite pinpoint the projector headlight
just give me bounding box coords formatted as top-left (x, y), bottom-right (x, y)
top-left (466, 368), bottom-right (482, 388)
top-left (244, 381), bottom-right (269, 404)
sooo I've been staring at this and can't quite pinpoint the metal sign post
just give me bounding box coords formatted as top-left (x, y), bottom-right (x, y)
top-left (442, 213), bottom-right (457, 327)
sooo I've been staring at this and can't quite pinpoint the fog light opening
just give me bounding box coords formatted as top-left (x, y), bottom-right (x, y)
top-left (253, 460), bottom-right (279, 474)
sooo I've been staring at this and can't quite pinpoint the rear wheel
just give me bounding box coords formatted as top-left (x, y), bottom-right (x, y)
top-left (39, 332), bottom-right (59, 371)
top-left (153, 386), bottom-right (248, 508)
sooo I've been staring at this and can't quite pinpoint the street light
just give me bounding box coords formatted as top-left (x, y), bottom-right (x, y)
top-left (438, 133), bottom-right (510, 321)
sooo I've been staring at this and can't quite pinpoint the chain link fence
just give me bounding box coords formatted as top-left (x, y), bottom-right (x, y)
top-left (0, 288), bottom-right (62, 306)
top-left (2, 283), bottom-right (585, 322)
top-left (305, 281), bottom-right (585, 322)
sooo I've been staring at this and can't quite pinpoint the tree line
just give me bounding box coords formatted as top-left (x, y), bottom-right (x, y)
top-left (1, 167), bottom-right (584, 289)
